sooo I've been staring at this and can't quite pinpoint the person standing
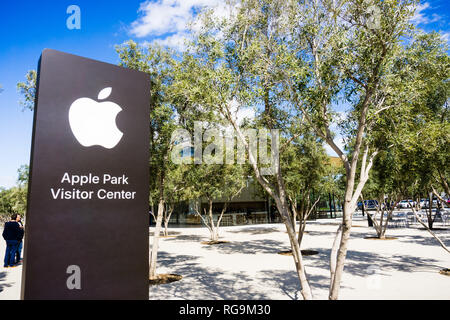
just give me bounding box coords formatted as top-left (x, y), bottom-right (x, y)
top-left (15, 214), bottom-right (24, 264)
top-left (2, 214), bottom-right (23, 268)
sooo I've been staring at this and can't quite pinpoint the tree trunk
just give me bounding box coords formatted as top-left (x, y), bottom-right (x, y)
top-left (163, 205), bottom-right (174, 237)
top-left (163, 217), bottom-right (169, 237)
top-left (409, 204), bottom-right (450, 255)
top-left (285, 218), bottom-right (313, 299)
top-left (270, 205), bottom-right (313, 298)
top-left (328, 146), bottom-right (377, 299)
top-left (332, 194), bottom-right (337, 217)
top-left (437, 169), bottom-right (450, 196)
top-left (432, 186), bottom-right (450, 208)
top-left (329, 193), bottom-right (333, 218)
top-left (214, 202), bottom-right (228, 242)
top-left (361, 198), bottom-right (365, 217)
top-left (150, 203), bottom-right (155, 220)
top-left (193, 201), bottom-right (215, 241)
top-left (297, 196), bottom-right (320, 248)
top-left (208, 200), bottom-right (218, 242)
top-left (428, 192), bottom-right (434, 229)
top-left (378, 197), bottom-right (385, 239)
top-left (330, 224), bottom-right (343, 291)
top-left (149, 197), bottom-right (164, 280)
top-left (381, 198), bottom-right (398, 238)
top-left (329, 196), bottom-right (354, 300)
top-left (211, 228), bottom-right (219, 242)
top-left (296, 202), bottom-right (304, 247)
top-left (223, 106), bottom-right (312, 300)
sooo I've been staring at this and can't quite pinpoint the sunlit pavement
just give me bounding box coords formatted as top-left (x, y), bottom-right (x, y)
top-left (0, 240), bottom-right (22, 300)
top-left (1, 217), bottom-right (449, 300)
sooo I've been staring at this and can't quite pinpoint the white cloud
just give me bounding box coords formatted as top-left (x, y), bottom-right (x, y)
top-left (151, 32), bottom-right (190, 51)
top-left (129, 0), bottom-right (236, 50)
top-left (441, 31), bottom-right (450, 43)
top-left (228, 99), bottom-right (256, 126)
top-left (411, 3), bottom-right (430, 25)
top-left (130, 0), bottom-right (220, 37)
top-left (410, 2), bottom-right (440, 25)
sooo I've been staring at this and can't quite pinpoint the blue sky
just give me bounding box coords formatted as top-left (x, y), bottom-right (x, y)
top-left (0, 0), bottom-right (449, 188)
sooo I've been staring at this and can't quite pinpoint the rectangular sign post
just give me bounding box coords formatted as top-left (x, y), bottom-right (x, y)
top-left (21, 49), bottom-right (151, 300)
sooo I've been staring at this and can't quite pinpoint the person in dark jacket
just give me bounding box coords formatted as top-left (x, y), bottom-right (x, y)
top-left (3, 214), bottom-right (23, 268)
top-left (15, 214), bottom-right (24, 264)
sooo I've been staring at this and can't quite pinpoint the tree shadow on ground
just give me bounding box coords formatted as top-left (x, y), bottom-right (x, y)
top-left (150, 251), bottom-right (272, 300)
top-left (151, 226), bottom-right (447, 300)
top-left (164, 234), bottom-right (206, 242)
top-left (0, 271), bottom-right (12, 293)
top-left (396, 232), bottom-right (450, 249)
top-left (354, 227), bottom-right (450, 250)
top-left (227, 227), bottom-right (281, 235)
top-left (157, 251), bottom-right (201, 266)
top-left (258, 270), bottom-right (332, 300)
top-left (151, 243), bottom-right (330, 300)
top-left (200, 239), bottom-right (287, 255)
top-left (309, 248), bottom-right (443, 277)
top-left (301, 230), bottom-right (341, 238)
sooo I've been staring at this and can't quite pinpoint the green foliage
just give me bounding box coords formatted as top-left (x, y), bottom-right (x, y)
top-left (17, 70), bottom-right (37, 111)
top-left (0, 188), bottom-right (14, 221)
top-left (13, 1), bottom-right (448, 224)
top-left (184, 162), bottom-right (246, 208)
top-left (0, 165), bottom-right (29, 221)
top-left (116, 41), bottom-right (180, 206)
top-left (363, 31), bottom-right (450, 199)
top-left (281, 128), bottom-right (331, 209)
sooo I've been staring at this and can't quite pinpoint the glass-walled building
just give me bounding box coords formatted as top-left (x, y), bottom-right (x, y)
top-left (154, 156), bottom-right (344, 227)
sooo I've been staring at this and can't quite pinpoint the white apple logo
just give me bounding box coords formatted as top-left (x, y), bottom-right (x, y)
top-left (69, 87), bottom-right (124, 149)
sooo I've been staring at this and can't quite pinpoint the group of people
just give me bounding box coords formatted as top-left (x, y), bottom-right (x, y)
top-left (2, 214), bottom-right (24, 268)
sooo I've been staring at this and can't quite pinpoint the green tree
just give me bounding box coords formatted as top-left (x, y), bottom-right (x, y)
top-left (359, 30), bottom-right (449, 243)
top-left (362, 148), bottom-right (404, 238)
top-left (162, 165), bottom-right (186, 237)
top-left (116, 40), bottom-right (179, 280)
top-left (282, 127), bottom-right (329, 247)
top-left (179, 0), bottom-right (421, 300)
top-left (174, 0), bottom-right (420, 299)
top-left (0, 166), bottom-right (29, 220)
top-left (400, 32), bottom-right (449, 209)
top-left (375, 31), bottom-right (449, 228)
top-left (12, 165), bottom-right (29, 214)
top-left (172, 0), bottom-right (332, 299)
top-left (185, 161), bottom-right (246, 242)
top-left (17, 70), bottom-right (37, 110)
top-left (0, 188), bottom-right (14, 222)
top-left (286, 0), bottom-right (417, 299)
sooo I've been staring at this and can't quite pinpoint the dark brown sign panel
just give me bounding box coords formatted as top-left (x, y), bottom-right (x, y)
top-left (22, 49), bottom-right (150, 300)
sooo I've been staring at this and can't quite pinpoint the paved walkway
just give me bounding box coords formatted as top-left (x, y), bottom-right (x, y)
top-left (0, 241), bottom-right (22, 300)
top-left (148, 217), bottom-right (450, 300)
top-left (1, 214), bottom-right (449, 300)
